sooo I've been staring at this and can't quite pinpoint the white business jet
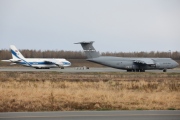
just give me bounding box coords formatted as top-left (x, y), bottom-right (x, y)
top-left (1, 45), bottom-right (71, 69)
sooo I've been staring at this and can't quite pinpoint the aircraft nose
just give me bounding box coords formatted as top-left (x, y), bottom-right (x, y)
top-left (66, 61), bottom-right (71, 66)
top-left (175, 61), bottom-right (179, 67)
top-left (173, 60), bottom-right (179, 67)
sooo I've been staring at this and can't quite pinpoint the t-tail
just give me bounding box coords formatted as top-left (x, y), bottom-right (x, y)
top-left (75, 41), bottom-right (100, 59)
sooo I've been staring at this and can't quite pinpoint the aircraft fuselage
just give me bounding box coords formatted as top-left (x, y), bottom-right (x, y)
top-left (75, 41), bottom-right (179, 72)
top-left (14, 58), bottom-right (71, 69)
top-left (87, 56), bottom-right (179, 72)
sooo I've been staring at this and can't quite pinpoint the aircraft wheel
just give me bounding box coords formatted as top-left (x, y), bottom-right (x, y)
top-left (61, 67), bottom-right (64, 69)
top-left (140, 69), bottom-right (145, 72)
top-left (163, 69), bottom-right (167, 72)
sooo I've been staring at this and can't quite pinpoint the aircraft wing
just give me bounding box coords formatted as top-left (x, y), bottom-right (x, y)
top-left (44, 60), bottom-right (63, 67)
top-left (133, 58), bottom-right (155, 65)
top-left (133, 60), bottom-right (146, 64)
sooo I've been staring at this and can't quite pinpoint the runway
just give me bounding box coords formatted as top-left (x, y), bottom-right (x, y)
top-left (0, 67), bottom-right (180, 73)
top-left (0, 110), bottom-right (180, 120)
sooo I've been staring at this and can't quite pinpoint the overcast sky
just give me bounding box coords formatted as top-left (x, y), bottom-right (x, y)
top-left (0, 0), bottom-right (180, 52)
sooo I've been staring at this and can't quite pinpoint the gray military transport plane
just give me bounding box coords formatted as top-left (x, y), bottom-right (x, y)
top-left (75, 41), bottom-right (179, 72)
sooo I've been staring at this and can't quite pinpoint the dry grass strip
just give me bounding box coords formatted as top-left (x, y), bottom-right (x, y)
top-left (0, 72), bottom-right (180, 111)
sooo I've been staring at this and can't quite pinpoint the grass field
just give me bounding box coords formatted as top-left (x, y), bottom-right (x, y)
top-left (0, 72), bottom-right (180, 112)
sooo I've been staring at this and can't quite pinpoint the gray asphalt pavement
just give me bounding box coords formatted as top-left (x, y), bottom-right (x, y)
top-left (0, 67), bottom-right (180, 73)
top-left (0, 110), bottom-right (180, 120)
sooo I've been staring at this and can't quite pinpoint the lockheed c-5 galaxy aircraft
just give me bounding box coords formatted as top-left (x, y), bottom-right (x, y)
top-left (75, 41), bottom-right (179, 72)
top-left (1, 45), bottom-right (71, 69)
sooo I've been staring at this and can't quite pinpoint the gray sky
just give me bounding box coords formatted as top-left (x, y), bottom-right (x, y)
top-left (0, 0), bottom-right (180, 52)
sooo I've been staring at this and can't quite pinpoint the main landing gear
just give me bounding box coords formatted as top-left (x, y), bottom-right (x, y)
top-left (127, 69), bottom-right (145, 72)
top-left (35, 67), bottom-right (50, 69)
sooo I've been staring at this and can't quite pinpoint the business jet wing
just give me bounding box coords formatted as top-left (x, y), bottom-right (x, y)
top-left (133, 58), bottom-right (155, 65)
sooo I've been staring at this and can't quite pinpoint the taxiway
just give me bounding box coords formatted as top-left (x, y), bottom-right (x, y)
top-left (0, 67), bottom-right (180, 73)
top-left (0, 110), bottom-right (180, 120)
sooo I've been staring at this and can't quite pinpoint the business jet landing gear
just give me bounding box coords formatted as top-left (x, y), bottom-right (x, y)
top-left (163, 69), bottom-right (167, 72)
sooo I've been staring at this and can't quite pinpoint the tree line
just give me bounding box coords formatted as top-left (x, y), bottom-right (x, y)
top-left (0, 49), bottom-right (180, 60)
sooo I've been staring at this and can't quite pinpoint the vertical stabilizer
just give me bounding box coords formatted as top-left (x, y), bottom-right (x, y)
top-left (75, 41), bottom-right (100, 58)
top-left (10, 45), bottom-right (25, 59)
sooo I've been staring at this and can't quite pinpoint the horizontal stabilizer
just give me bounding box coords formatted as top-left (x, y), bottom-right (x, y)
top-left (10, 59), bottom-right (21, 62)
top-left (75, 41), bottom-right (100, 58)
top-left (1, 59), bottom-right (21, 62)
top-left (74, 41), bottom-right (94, 44)
top-left (1, 60), bottom-right (11, 62)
